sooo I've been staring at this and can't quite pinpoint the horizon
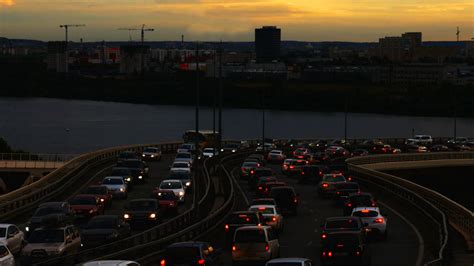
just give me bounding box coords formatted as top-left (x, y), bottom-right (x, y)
top-left (0, 0), bottom-right (473, 42)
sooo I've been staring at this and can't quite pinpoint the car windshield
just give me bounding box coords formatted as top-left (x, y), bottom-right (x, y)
top-left (0, 228), bottom-right (6, 238)
top-left (160, 182), bottom-right (182, 189)
top-left (103, 178), bottom-right (123, 185)
top-left (34, 207), bottom-right (62, 216)
top-left (85, 187), bottom-right (107, 195)
top-left (250, 207), bottom-right (274, 215)
top-left (251, 200), bottom-right (275, 205)
top-left (168, 172), bottom-right (190, 179)
top-left (70, 197), bottom-right (96, 205)
top-left (173, 163), bottom-right (189, 168)
top-left (353, 210), bottom-right (379, 217)
top-left (117, 161), bottom-right (142, 168)
top-left (28, 229), bottom-right (64, 243)
top-left (350, 195), bottom-right (373, 205)
top-left (336, 183), bottom-right (359, 190)
top-left (326, 219), bottom-right (359, 229)
top-left (323, 175), bottom-right (346, 182)
top-left (270, 151), bottom-right (281, 154)
top-left (243, 162), bottom-right (258, 167)
top-left (176, 153), bottom-right (191, 159)
top-left (203, 148), bottom-right (214, 152)
top-left (111, 169), bottom-right (130, 176)
top-left (144, 148), bottom-right (158, 153)
top-left (255, 170), bottom-right (273, 177)
top-left (180, 144), bottom-right (193, 150)
top-left (229, 213), bottom-right (258, 224)
top-left (325, 233), bottom-right (359, 246)
top-left (129, 201), bottom-right (156, 211)
top-left (87, 218), bottom-right (117, 229)
top-left (235, 229), bottom-right (266, 243)
top-left (267, 263), bottom-right (303, 266)
top-left (157, 192), bottom-right (176, 200)
top-left (271, 188), bottom-right (295, 198)
top-left (166, 247), bottom-right (200, 261)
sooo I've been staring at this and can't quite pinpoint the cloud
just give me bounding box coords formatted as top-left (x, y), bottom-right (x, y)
top-left (0, 0), bottom-right (15, 6)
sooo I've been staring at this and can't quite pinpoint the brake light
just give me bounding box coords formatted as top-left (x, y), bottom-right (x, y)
top-left (328, 251), bottom-right (333, 257)
top-left (319, 171), bottom-right (323, 176)
top-left (301, 171), bottom-right (305, 175)
top-left (241, 167), bottom-right (246, 172)
top-left (265, 244), bottom-right (269, 252)
top-left (322, 183), bottom-right (329, 188)
top-left (258, 207), bottom-right (266, 211)
top-left (375, 218), bottom-right (384, 223)
top-left (257, 163), bottom-right (260, 167)
top-left (337, 244), bottom-right (344, 248)
top-left (293, 197), bottom-right (298, 203)
top-left (160, 259), bottom-right (166, 266)
top-left (225, 224), bottom-right (229, 231)
top-left (198, 259), bottom-right (205, 265)
top-left (371, 201), bottom-right (376, 207)
top-left (356, 250), bottom-right (361, 256)
top-left (346, 203), bottom-right (352, 207)
top-left (347, 176), bottom-right (352, 181)
top-left (336, 191), bottom-right (340, 195)
top-left (322, 251), bottom-right (326, 257)
top-left (361, 209), bottom-right (370, 213)
top-left (289, 165), bottom-right (295, 169)
top-left (272, 216), bottom-right (277, 222)
top-left (232, 245), bottom-right (237, 251)
top-left (321, 233), bottom-right (327, 239)
top-left (250, 170), bottom-right (255, 175)
top-left (258, 186), bottom-right (263, 190)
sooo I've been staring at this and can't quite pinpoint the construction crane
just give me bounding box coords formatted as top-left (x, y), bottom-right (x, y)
top-left (118, 24), bottom-right (154, 45)
top-left (456, 27), bottom-right (460, 42)
top-left (59, 24), bottom-right (86, 43)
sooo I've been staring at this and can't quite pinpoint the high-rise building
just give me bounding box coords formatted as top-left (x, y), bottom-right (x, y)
top-left (119, 45), bottom-right (150, 74)
top-left (402, 32), bottom-right (422, 48)
top-left (255, 26), bottom-right (281, 63)
top-left (378, 32), bottom-right (422, 61)
top-left (47, 41), bottom-right (68, 73)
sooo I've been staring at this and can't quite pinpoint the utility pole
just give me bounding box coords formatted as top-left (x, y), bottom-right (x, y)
top-left (262, 88), bottom-right (266, 152)
top-left (344, 95), bottom-right (348, 142)
top-left (213, 44), bottom-right (217, 155)
top-left (218, 41), bottom-right (223, 152)
top-left (195, 41), bottom-right (200, 162)
top-left (456, 27), bottom-right (460, 42)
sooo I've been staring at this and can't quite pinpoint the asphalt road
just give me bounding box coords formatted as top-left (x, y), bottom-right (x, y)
top-left (215, 160), bottom-right (421, 266)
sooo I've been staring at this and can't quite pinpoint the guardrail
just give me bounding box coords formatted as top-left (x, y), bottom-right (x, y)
top-left (347, 152), bottom-right (474, 265)
top-left (0, 142), bottom-right (182, 222)
top-left (0, 153), bottom-right (77, 162)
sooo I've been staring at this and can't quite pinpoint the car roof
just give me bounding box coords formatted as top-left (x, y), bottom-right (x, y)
top-left (325, 216), bottom-right (361, 222)
top-left (327, 230), bottom-right (361, 236)
top-left (82, 261), bottom-right (139, 266)
top-left (232, 211), bottom-right (259, 215)
top-left (129, 198), bottom-right (158, 203)
top-left (161, 179), bottom-right (182, 183)
top-left (236, 225), bottom-right (271, 231)
top-left (352, 207), bottom-right (380, 212)
top-left (0, 224), bottom-right (14, 228)
top-left (348, 192), bottom-right (372, 197)
top-left (103, 176), bottom-right (124, 180)
top-left (249, 205), bottom-right (276, 209)
top-left (267, 258), bottom-right (310, 263)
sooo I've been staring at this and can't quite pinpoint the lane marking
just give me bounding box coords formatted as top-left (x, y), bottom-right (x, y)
top-left (379, 200), bottom-right (424, 266)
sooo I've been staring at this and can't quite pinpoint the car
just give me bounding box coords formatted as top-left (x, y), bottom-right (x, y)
top-left (269, 186), bottom-right (299, 216)
top-left (266, 258), bottom-right (314, 266)
top-left (0, 244), bottom-right (14, 266)
top-left (151, 189), bottom-right (179, 213)
top-left (202, 147), bottom-right (219, 158)
top-left (282, 159), bottom-right (307, 176)
top-left (141, 147), bottom-right (162, 161)
top-left (25, 202), bottom-right (75, 234)
top-left (318, 174), bottom-right (347, 198)
top-left (232, 226), bottom-right (280, 263)
top-left (325, 146), bottom-right (349, 158)
top-left (123, 199), bottom-right (161, 228)
top-left (309, 151), bottom-right (330, 163)
top-left (224, 211), bottom-right (266, 242)
top-left (69, 194), bottom-right (104, 220)
top-left (117, 151), bottom-right (138, 163)
top-left (327, 164), bottom-right (352, 181)
top-left (293, 148), bottom-right (310, 159)
top-left (320, 217), bottom-right (368, 241)
top-left (161, 241), bottom-right (222, 266)
top-left (110, 167), bottom-right (134, 185)
top-left (170, 161), bottom-right (192, 173)
top-left (431, 144), bottom-right (449, 152)
top-left (256, 143), bottom-right (276, 152)
top-left (447, 137), bottom-right (468, 145)
top-left (167, 170), bottom-right (192, 191)
top-left (329, 139), bottom-right (348, 146)
top-left (351, 149), bottom-right (369, 157)
top-left (351, 207), bottom-right (388, 240)
top-left (82, 261), bottom-right (140, 266)
top-left (174, 152), bottom-right (194, 166)
top-left (247, 154), bottom-right (267, 166)
top-left (240, 161), bottom-right (260, 179)
top-left (0, 224), bottom-right (24, 254)
top-left (159, 180), bottom-right (185, 202)
top-left (296, 165), bottom-right (326, 184)
top-left (258, 181), bottom-right (286, 198)
top-left (256, 177), bottom-right (279, 196)
top-left (83, 185), bottom-right (113, 208)
top-left (21, 225), bottom-right (81, 262)
top-left (248, 205), bottom-right (283, 231)
top-left (406, 135), bottom-right (433, 145)
top-left (250, 198), bottom-right (277, 207)
top-left (177, 143), bottom-right (197, 154)
top-left (320, 231), bottom-right (371, 266)
top-left (222, 143), bottom-right (241, 153)
top-left (80, 215), bottom-right (131, 249)
top-left (343, 193), bottom-right (377, 216)
top-left (116, 159), bottom-right (149, 183)
top-left (248, 168), bottom-right (274, 190)
top-left (267, 150), bottom-right (286, 162)
top-left (334, 182), bottom-right (360, 203)
top-left (405, 144), bottom-right (429, 153)
top-left (102, 176), bottom-right (128, 199)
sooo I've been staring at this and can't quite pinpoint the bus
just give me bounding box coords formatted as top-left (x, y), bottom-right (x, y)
top-left (182, 130), bottom-right (220, 148)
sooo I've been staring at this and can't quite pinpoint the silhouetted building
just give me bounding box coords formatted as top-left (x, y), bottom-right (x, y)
top-left (47, 41), bottom-right (68, 73)
top-left (255, 26), bottom-right (281, 63)
top-left (119, 45), bottom-right (150, 74)
top-left (378, 32), bottom-right (422, 61)
top-left (402, 32), bottom-right (422, 48)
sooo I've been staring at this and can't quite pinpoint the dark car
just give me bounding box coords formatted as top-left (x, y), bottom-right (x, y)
top-left (222, 143), bottom-right (241, 153)
top-left (269, 186), bottom-right (299, 216)
top-left (320, 231), bottom-right (371, 266)
top-left (259, 181), bottom-right (286, 198)
top-left (25, 202), bottom-right (75, 236)
top-left (351, 149), bottom-right (369, 157)
top-left (431, 144), bottom-right (449, 152)
top-left (69, 194), bottom-right (104, 221)
top-left (168, 170), bottom-right (192, 191)
top-left (248, 168), bottom-right (274, 190)
top-left (320, 217), bottom-right (368, 241)
top-left (117, 151), bottom-right (139, 162)
top-left (123, 199), bottom-right (160, 228)
top-left (297, 165), bottom-right (327, 184)
top-left (343, 193), bottom-right (377, 216)
top-left (250, 198), bottom-right (277, 207)
top-left (83, 185), bottom-right (113, 207)
top-left (151, 189), bottom-right (179, 214)
top-left (111, 167), bottom-right (134, 185)
top-left (327, 164), bottom-right (353, 182)
top-left (80, 215), bottom-right (131, 249)
top-left (255, 176), bottom-right (278, 196)
top-left (224, 211), bottom-right (266, 242)
top-left (161, 241), bottom-right (222, 266)
top-left (246, 154), bottom-right (267, 166)
top-left (116, 159), bottom-right (149, 184)
top-left (334, 182), bottom-right (360, 203)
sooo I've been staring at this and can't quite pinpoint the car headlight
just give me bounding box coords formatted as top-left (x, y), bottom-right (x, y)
top-left (142, 154), bottom-right (145, 157)
top-left (185, 182), bottom-right (191, 187)
top-left (25, 226), bottom-right (29, 232)
top-left (179, 191), bottom-right (184, 196)
top-left (220, 149), bottom-right (224, 152)
top-left (100, 198), bottom-right (105, 202)
top-left (123, 213), bottom-right (130, 219)
top-left (232, 149), bottom-right (236, 153)
top-left (126, 177), bottom-right (131, 182)
top-left (89, 209), bottom-right (95, 214)
top-left (138, 175), bottom-right (143, 179)
top-left (149, 213), bottom-right (156, 219)
top-left (120, 187), bottom-right (125, 192)
top-left (151, 155), bottom-right (155, 158)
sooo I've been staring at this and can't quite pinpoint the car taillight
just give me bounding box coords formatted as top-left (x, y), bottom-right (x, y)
top-left (346, 203), bottom-right (352, 207)
top-left (319, 171), bottom-right (323, 176)
top-left (160, 259), bottom-right (166, 266)
top-left (336, 191), bottom-right (340, 195)
top-left (356, 250), bottom-right (361, 256)
top-left (265, 244), bottom-right (269, 252)
top-left (336, 244), bottom-right (344, 248)
top-left (371, 201), bottom-right (376, 207)
top-left (250, 170), bottom-right (255, 175)
top-left (322, 183), bottom-right (329, 188)
top-left (289, 165), bottom-right (295, 169)
top-left (322, 251), bottom-right (326, 257)
top-left (232, 245), bottom-right (237, 251)
top-left (198, 259), bottom-right (205, 265)
top-left (301, 171), bottom-right (305, 175)
top-left (258, 186), bottom-right (263, 190)
top-left (272, 216), bottom-right (277, 222)
top-left (321, 233), bottom-right (327, 239)
top-left (293, 197), bottom-right (298, 203)
top-left (225, 224), bottom-right (229, 231)
top-left (328, 251), bottom-right (333, 257)
top-left (375, 218), bottom-right (384, 223)
top-left (347, 176), bottom-right (352, 181)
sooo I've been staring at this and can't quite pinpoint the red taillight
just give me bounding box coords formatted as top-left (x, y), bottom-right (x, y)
top-left (160, 259), bottom-right (166, 266)
top-left (322, 183), bottom-right (329, 188)
top-left (272, 216), bottom-right (277, 222)
top-left (265, 244), bottom-right (269, 252)
top-left (321, 234), bottom-right (327, 239)
top-left (328, 251), bottom-right (333, 257)
top-left (301, 171), bottom-right (305, 175)
top-left (371, 201), bottom-right (376, 207)
top-left (336, 191), bottom-right (340, 195)
top-left (375, 218), bottom-right (384, 223)
top-left (322, 251), bottom-right (326, 257)
top-left (289, 165), bottom-right (295, 169)
top-left (347, 176), bottom-right (352, 181)
top-left (232, 245), bottom-right (237, 251)
top-left (319, 171), bottom-right (323, 176)
top-left (198, 259), bottom-right (205, 265)
top-left (337, 244), bottom-right (344, 248)
top-left (225, 224), bottom-right (229, 231)
top-left (250, 170), bottom-right (255, 175)
top-left (356, 250), bottom-right (361, 256)
top-left (346, 203), bottom-right (352, 207)
top-left (241, 168), bottom-right (246, 172)
top-left (293, 197), bottom-right (298, 203)
top-left (258, 186), bottom-right (263, 190)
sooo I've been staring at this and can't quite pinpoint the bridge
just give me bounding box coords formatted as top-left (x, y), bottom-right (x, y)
top-left (0, 139), bottom-right (472, 266)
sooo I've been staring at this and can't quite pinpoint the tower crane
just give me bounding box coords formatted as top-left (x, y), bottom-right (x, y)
top-left (59, 24), bottom-right (86, 43)
top-left (118, 24), bottom-right (154, 45)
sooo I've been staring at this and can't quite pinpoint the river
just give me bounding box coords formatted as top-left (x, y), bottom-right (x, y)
top-left (0, 97), bottom-right (472, 154)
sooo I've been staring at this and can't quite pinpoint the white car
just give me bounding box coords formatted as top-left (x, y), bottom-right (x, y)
top-left (266, 258), bottom-right (314, 266)
top-left (406, 135), bottom-right (433, 145)
top-left (102, 177), bottom-right (128, 199)
top-left (174, 152), bottom-right (194, 166)
top-left (0, 244), bottom-right (14, 266)
top-left (232, 226), bottom-right (280, 263)
top-left (351, 207), bottom-right (388, 239)
top-left (0, 224), bottom-right (24, 254)
top-left (267, 150), bottom-right (286, 162)
top-left (82, 261), bottom-right (140, 266)
top-left (159, 180), bottom-right (185, 202)
top-left (248, 205), bottom-right (283, 231)
top-left (202, 148), bottom-right (219, 158)
top-left (170, 162), bottom-right (191, 173)
top-left (177, 143), bottom-right (196, 154)
top-left (141, 147), bottom-right (162, 161)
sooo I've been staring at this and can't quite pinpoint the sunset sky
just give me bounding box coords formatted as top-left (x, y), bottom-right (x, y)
top-left (0, 0), bottom-right (473, 42)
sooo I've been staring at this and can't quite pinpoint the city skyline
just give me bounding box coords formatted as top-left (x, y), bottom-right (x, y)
top-left (0, 0), bottom-right (473, 42)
